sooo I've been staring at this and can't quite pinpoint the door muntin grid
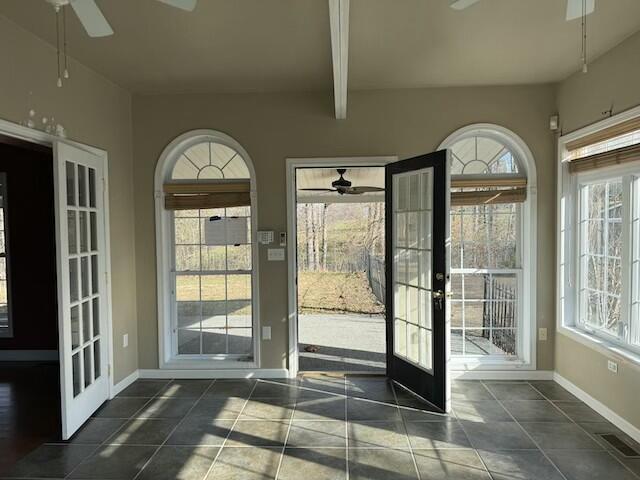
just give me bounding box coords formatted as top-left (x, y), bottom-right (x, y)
top-left (172, 206), bottom-right (253, 359)
top-left (392, 167), bottom-right (434, 372)
top-left (66, 161), bottom-right (102, 397)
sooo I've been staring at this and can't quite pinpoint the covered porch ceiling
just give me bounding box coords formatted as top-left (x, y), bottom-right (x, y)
top-left (296, 167), bottom-right (385, 204)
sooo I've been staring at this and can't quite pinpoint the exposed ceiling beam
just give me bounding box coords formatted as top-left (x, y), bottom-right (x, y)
top-left (328, 0), bottom-right (349, 119)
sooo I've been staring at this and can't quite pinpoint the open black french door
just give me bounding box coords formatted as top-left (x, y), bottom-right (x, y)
top-left (385, 150), bottom-right (450, 412)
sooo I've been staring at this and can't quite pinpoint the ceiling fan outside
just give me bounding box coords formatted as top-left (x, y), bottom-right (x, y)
top-left (449, 0), bottom-right (595, 21)
top-left (300, 169), bottom-right (385, 196)
top-left (45, 0), bottom-right (197, 38)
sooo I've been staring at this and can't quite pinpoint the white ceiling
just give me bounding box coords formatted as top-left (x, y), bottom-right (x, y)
top-left (296, 167), bottom-right (384, 203)
top-left (1, 0), bottom-right (639, 94)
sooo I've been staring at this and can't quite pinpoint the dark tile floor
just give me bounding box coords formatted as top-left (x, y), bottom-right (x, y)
top-left (3, 375), bottom-right (640, 479)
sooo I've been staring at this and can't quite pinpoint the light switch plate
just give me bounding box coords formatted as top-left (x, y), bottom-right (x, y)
top-left (123, 333), bottom-right (129, 348)
top-left (262, 326), bottom-right (272, 340)
top-left (608, 360), bottom-right (618, 374)
top-left (538, 328), bottom-right (547, 341)
top-left (267, 248), bottom-right (285, 261)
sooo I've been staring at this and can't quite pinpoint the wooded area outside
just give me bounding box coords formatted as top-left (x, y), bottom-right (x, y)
top-left (296, 202), bottom-right (385, 315)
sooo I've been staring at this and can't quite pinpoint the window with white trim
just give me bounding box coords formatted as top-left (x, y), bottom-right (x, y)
top-left (163, 139), bottom-right (255, 361)
top-left (560, 115), bottom-right (640, 357)
top-left (446, 131), bottom-right (532, 363)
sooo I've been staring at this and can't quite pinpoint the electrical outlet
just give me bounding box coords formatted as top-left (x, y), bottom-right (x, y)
top-left (262, 326), bottom-right (272, 340)
top-left (123, 333), bottom-right (129, 348)
top-left (608, 360), bottom-right (618, 374)
top-left (538, 328), bottom-right (547, 341)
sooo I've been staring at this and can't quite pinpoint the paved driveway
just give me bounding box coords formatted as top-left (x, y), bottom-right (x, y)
top-left (298, 313), bottom-right (386, 372)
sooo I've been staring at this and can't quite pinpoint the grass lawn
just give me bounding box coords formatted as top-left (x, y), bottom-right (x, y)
top-left (297, 271), bottom-right (384, 315)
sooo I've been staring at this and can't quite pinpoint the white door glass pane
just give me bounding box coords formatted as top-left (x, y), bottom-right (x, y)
top-left (394, 319), bottom-right (407, 357)
top-left (407, 212), bottom-right (418, 248)
top-left (395, 284), bottom-right (406, 321)
top-left (90, 212), bottom-right (97, 251)
top-left (407, 250), bottom-right (418, 286)
top-left (72, 352), bottom-right (81, 397)
top-left (81, 257), bottom-right (89, 298)
top-left (69, 258), bottom-right (79, 303)
top-left (93, 341), bottom-right (100, 379)
top-left (91, 255), bottom-right (98, 295)
top-left (419, 211), bottom-right (432, 250)
top-left (83, 346), bottom-right (92, 388)
top-left (419, 329), bottom-right (433, 370)
top-left (408, 323), bottom-right (419, 363)
top-left (88, 168), bottom-right (97, 208)
top-left (71, 305), bottom-right (80, 349)
top-left (79, 212), bottom-right (88, 253)
top-left (68, 211), bottom-right (77, 254)
top-left (92, 298), bottom-right (100, 337)
top-left (66, 162), bottom-right (76, 206)
top-left (419, 289), bottom-right (432, 329)
top-left (418, 250), bottom-right (431, 290)
top-left (407, 286), bottom-right (419, 325)
top-left (78, 165), bottom-right (87, 207)
top-left (82, 301), bottom-right (91, 343)
top-left (396, 213), bottom-right (407, 248)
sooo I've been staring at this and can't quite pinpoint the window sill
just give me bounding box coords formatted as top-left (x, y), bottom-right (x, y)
top-left (558, 325), bottom-right (640, 369)
top-left (451, 355), bottom-right (534, 371)
top-left (161, 358), bottom-right (257, 370)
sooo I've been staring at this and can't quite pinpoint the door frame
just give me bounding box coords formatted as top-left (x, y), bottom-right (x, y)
top-left (0, 117), bottom-right (115, 398)
top-left (285, 156), bottom-right (397, 377)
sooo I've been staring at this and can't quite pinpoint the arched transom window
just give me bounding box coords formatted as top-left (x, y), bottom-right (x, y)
top-left (445, 128), bottom-right (533, 364)
top-left (157, 133), bottom-right (257, 366)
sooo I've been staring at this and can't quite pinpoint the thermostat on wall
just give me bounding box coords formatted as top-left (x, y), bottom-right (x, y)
top-left (258, 230), bottom-right (274, 245)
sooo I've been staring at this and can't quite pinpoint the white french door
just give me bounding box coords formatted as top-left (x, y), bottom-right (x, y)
top-left (54, 141), bottom-right (110, 439)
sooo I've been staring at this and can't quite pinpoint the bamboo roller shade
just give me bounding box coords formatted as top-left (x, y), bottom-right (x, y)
top-left (566, 117), bottom-right (640, 152)
top-left (451, 187), bottom-right (527, 207)
top-left (568, 143), bottom-right (640, 174)
top-left (164, 181), bottom-right (250, 210)
top-left (450, 177), bottom-right (527, 189)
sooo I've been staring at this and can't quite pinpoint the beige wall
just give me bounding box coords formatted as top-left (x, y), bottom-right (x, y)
top-left (132, 85), bottom-right (558, 370)
top-left (556, 30), bottom-right (640, 429)
top-left (0, 16), bottom-right (138, 383)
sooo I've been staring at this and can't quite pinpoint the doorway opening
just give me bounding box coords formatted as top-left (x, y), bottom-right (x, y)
top-left (295, 166), bottom-right (386, 373)
top-left (0, 137), bottom-right (61, 475)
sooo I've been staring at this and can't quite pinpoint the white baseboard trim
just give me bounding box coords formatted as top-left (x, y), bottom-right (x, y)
top-left (138, 368), bottom-right (289, 379)
top-left (0, 350), bottom-right (58, 361)
top-left (112, 369), bottom-right (140, 397)
top-left (553, 372), bottom-right (640, 444)
top-left (451, 369), bottom-right (554, 380)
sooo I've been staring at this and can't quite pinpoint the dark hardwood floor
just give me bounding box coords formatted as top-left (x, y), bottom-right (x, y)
top-left (0, 361), bottom-right (61, 476)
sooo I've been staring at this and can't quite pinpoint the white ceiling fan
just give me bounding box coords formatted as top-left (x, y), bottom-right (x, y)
top-left (45, 0), bottom-right (198, 38)
top-left (449, 0), bottom-right (595, 21)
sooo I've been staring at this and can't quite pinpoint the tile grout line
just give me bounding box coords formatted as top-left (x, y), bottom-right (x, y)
top-left (526, 381), bottom-right (640, 480)
top-left (273, 382), bottom-right (300, 480)
top-left (480, 380), bottom-right (570, 480)
top-left (61, 379), bottom-right (177, 480)
top-left (61, 380), bottom-right (172, 478)
top-left (200, 379), bottom-right (260, 480)
top-left (129, 378), bottom-right (217, 480)
top-left (390, 380), bottom-right (422, 480)
top-left (450, 389), bottom-right (496, 480)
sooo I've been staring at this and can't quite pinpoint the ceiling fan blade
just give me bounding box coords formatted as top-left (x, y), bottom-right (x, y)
top-left (566, 0), bottom-right (595, 20)
top-left (449, 0), bottom-right (481, 10)
top-left (346, 186), bottom-right (386, 194)
top-left (299, 188), bottom-right (337, 192)
top-left (70, 0), bottom-right (113, 37)
top-left (156, 0), bottom-right (197, 11)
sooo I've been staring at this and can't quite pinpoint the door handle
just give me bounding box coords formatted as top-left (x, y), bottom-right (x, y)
top-left (432, 290), bottom-right (444, 310)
